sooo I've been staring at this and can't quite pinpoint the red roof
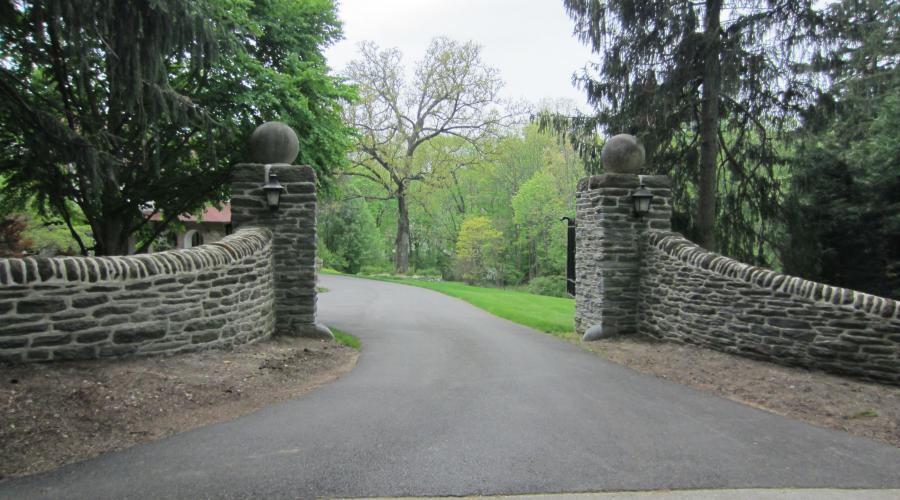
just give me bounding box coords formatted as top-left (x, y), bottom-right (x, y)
top-left (148, 203), bottom-right (231, 223)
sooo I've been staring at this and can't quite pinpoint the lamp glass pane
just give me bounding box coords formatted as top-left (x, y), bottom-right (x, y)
top-left (635, 197), bottom-right (651, 214)
top-left (266, 190), bottom-right (280, 209)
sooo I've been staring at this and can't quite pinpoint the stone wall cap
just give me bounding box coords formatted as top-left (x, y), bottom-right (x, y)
top-left (640, 175), bottom-right (672, 188)
top-left (578, 173), bottom-right (641, 191)
top-left (232, 163), bottom-right (317, 184)
top-left (0, 227), bottom-right (272, 285)
top-left (269, 164), bottom-right (317, 183)
top-left (646, 230), bottom-right (899, 320)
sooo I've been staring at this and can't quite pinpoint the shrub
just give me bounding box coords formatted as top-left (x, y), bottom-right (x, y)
top-left (0, 215), bottom-right (31, 257)
top-left (526, 275), bottom-right (568, 298)
top-left (359, 263), bottom-right (394, 276)
top-left (453, 216), bottom-right (503, 284)
top-left (409, 267), bottom-right (442, 280)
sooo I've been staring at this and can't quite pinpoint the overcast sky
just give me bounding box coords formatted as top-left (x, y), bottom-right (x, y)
top-left (325, 0), bottom-right (595, 111)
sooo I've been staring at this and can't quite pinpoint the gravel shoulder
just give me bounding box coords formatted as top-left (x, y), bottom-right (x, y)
top-left (0, 336), bottom-right (358, 480)
top-left (579, 336), bottom-right (900, 447)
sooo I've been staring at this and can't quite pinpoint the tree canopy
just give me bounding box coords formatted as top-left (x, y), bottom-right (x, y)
top-left (453, 216), bottom-right (503, 284)
top-left (319, 120), bottom-right (583, 292)
top-left (343, 37), bottom-right (512, 273)
top-left (0, 0), bottom-right (353, 255)
top-left (543, 0), bottom-right (826, 262)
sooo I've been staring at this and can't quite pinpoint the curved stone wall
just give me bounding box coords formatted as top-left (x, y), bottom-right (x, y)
top-left (639, 231), bottom-right (900, 384)
top-left (0, 228), bottom-right (275, 362)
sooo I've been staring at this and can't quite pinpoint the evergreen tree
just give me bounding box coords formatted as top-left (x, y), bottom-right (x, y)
top-left (782, 0), bottom-right (900, 298)
top-left (0, 0), bottom-right (352, 255)
top-left (319, 196), bottom-right (382, 275)
top-left (546, 0), bottom-right (826, 261)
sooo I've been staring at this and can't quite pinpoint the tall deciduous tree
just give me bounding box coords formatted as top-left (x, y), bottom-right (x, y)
top-left (0, 0), bottom-right (352, 255)
top-left (344, 37), bottom-right (508, 273)
top-left (512, 170), bottom-right (567, 280)
top-left (546, 0), bottom-right (824, 260)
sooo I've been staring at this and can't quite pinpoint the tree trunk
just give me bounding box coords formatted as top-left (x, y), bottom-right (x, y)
top-left (529, 238), bottom-right (537, 281)
top-left (394, 189), bottom-right (410, 274)
top-left (92, 212), bottom-right (131, 255)
top-left (697, 0), bottom-right (722, 251)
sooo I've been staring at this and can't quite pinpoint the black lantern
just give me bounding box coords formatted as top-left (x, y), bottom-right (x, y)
top-left (631, 182), bottom-right (653, 219)
top-left (262, 173), bottom-right (286, 211)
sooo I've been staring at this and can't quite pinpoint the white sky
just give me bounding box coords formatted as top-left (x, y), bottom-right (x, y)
top-left (325, 0), bottom-right (595, 111)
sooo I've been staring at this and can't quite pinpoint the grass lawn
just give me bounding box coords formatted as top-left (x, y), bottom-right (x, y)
top-left (381, 278), bottom-right (575, 338)
top-left (321, 269), bottom-right (574, 339)
top-left (330, 328), bottom-right (361, 349)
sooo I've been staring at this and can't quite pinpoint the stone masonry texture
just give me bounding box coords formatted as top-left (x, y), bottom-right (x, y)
top-left (639, 231), bottom-right (900, 384)
top-left (0, 228), bottom-right (275, 362)
top-left (230, 163), bottom-right (330, 338)
top-left (575, 174), bottom-right (671, 336)
top-left (576, 173), bottom-right (899, 385)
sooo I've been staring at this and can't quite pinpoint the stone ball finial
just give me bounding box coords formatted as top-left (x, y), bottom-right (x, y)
top-left (249, 121), bottom-right (300, 165)
top-left (601, 134), bottom-right (645, 174)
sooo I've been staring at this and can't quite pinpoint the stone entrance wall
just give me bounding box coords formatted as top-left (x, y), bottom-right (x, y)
top-left (0, 122), bottom-right (330, 362)
top-left (230, 164), bottom-right (330, 338)
top-left (0, 228), bottom-right (275, 362)
top-left (576, 134), bottom-right (900, 385)
top-left (574, 173), bottom-right (671, 337)
top-left (639, 232), bottom-right (900, 384)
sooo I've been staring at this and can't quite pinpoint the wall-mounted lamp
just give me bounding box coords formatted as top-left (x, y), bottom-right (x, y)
top-left (631, 182), bottom-right (653, 219)
top-left (263, 173), bottom-right (286, 211)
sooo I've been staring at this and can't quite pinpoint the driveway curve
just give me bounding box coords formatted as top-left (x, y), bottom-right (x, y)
top-left (2, 274), bottom-right (899, 499)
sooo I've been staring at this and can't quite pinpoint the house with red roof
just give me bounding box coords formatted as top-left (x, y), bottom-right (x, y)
top-left (147, 203), bottom-right (232, 251)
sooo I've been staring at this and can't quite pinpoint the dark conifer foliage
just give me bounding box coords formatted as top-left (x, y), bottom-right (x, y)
top-left (544, 0), bottom-right (826, 262)
top-left (0, 0), bottom-right (352, 255)
top-left (782, 0), bottom-right (900, 299)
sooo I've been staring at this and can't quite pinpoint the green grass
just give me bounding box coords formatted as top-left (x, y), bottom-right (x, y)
top-left (331, 328), bottom-right (360, 350)
top-left (366, 276), bottom-right (575, 338)
top-left (848, 409), bottom-right (879, 419)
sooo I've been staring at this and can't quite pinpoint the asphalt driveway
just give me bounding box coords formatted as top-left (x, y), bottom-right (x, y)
top-left (2, 274), bottom-right (898, 499)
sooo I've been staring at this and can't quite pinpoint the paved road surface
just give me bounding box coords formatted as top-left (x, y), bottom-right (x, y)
top-left (2, 274), bottom-right (899, 499)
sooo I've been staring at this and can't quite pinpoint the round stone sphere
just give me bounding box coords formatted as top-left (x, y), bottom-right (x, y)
top-left (601, 134), bottom-right (645, 174)
top-left (249, 121), bottom-right (299, 164)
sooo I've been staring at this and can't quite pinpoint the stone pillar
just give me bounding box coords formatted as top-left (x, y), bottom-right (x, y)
top-left (229, 122), bottom-right (332, 339)
top-left (575, 134), bottom-right (671, 340)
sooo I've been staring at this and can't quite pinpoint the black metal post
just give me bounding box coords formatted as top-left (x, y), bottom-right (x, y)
top-left (561, 216), bottom-right (576, 297)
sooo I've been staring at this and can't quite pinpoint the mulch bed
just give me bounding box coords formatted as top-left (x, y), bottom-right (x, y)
top-left (580, 336), bottom-right (900, 447)
top-left (0, 337), bottom-right (358, 480)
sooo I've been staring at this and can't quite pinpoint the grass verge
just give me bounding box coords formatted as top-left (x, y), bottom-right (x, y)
top-left (331, 328), bottom-right (361, 350)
